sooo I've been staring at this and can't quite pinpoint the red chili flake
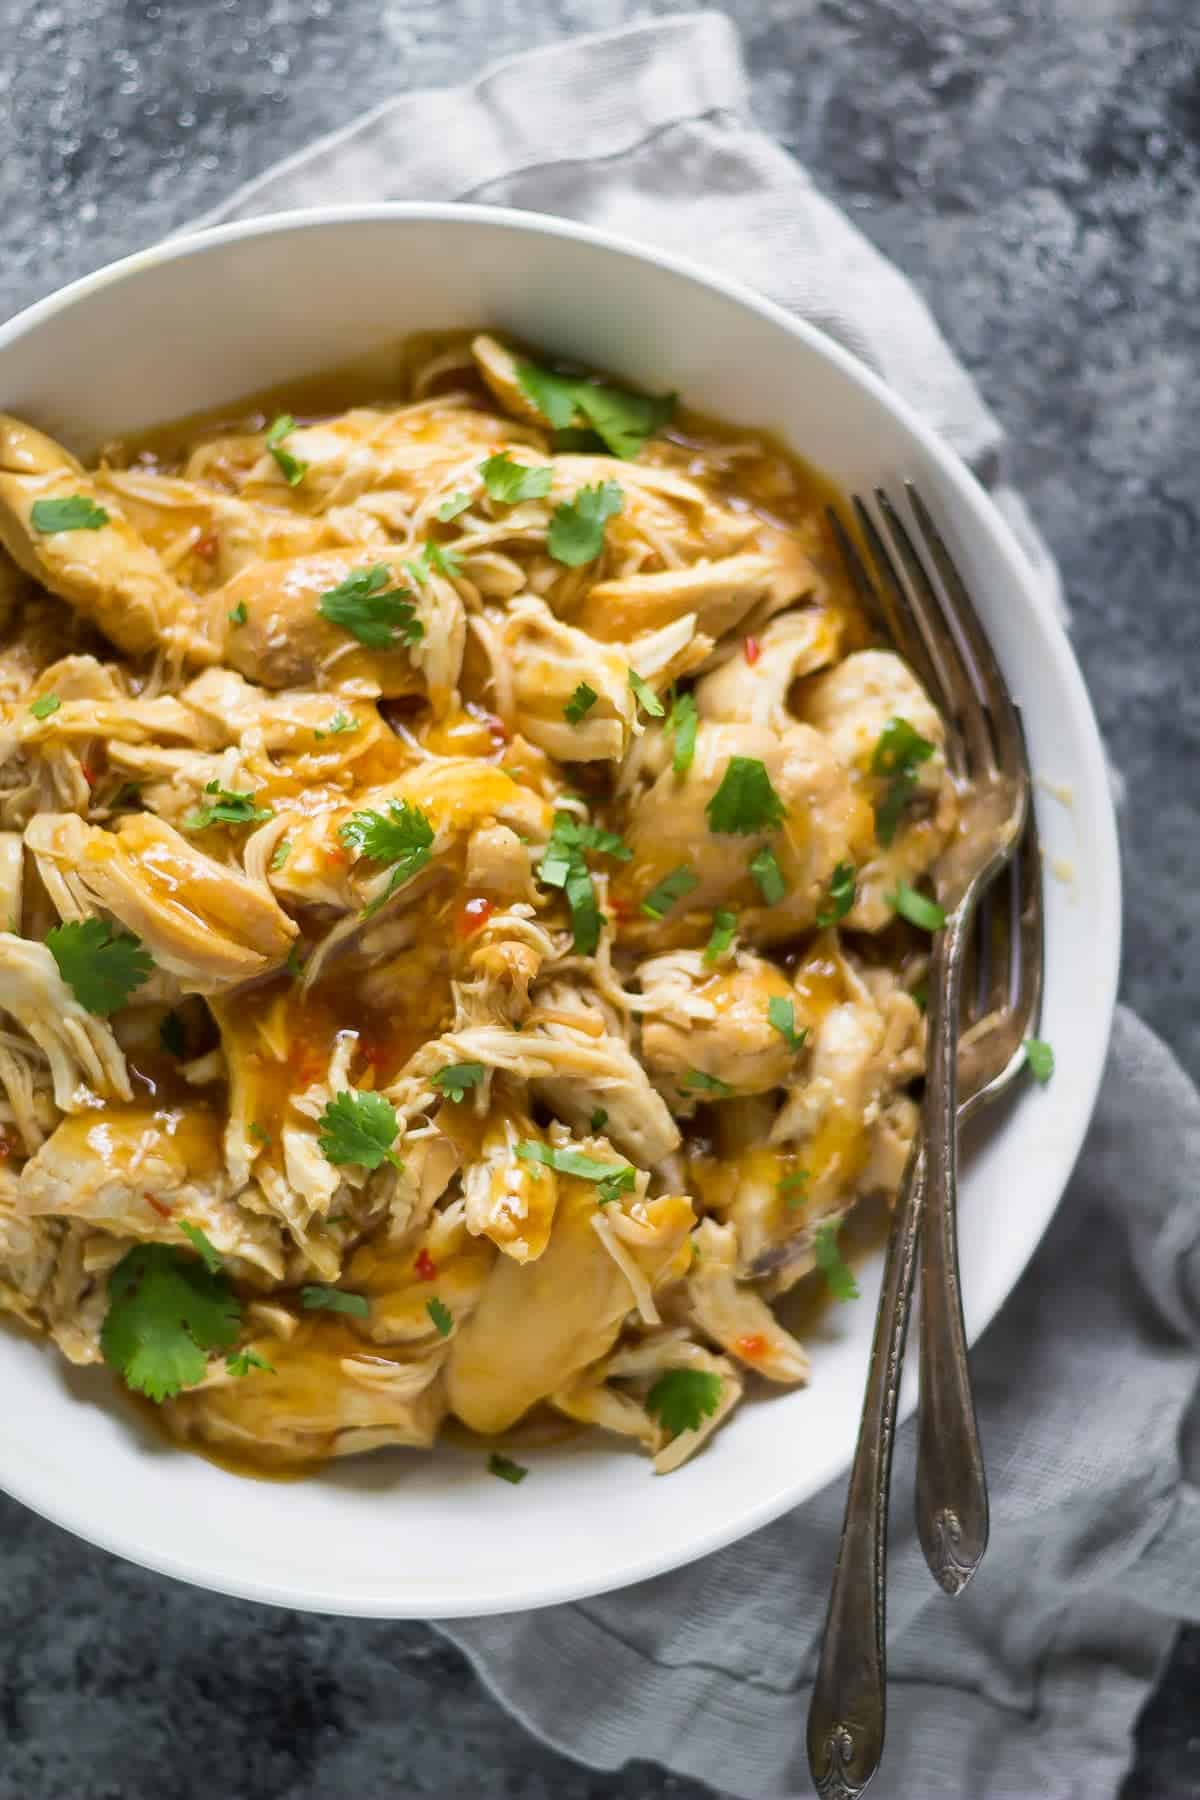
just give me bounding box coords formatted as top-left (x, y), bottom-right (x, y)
top-left (743, 636), bottom-right (762, 665)
top-left (324, 845), bottom-right (349, 867)
top-left (455, 895), bottom-right (494, 939)
top-left (146, 1195), bottom-right (174, 1220)
top-left (80, 761), bottom-right (98, 789)
top-left (414, 1249), bottom-right (437, 1282)
top-left (0, 1134), bottom-right (12, 1161)
top-left (193, 532), bottom-right (219, 562)
top-left (607, 894), bottom-right (633, 923)
top-left (735, 1332), bottom-right (768, 1361)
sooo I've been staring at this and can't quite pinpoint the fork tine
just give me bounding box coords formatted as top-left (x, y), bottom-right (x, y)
top-left (873, 490), bottom-right (994, 781)
top-left (850, 497), bottom-right (945, 704)
top-left (826, 506), bottom-right (890, 640)
top-left (905, 484), bottom-right (1028, 778)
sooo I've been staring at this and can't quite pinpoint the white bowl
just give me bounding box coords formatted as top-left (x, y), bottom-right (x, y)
top-left (0, 206), bottom-right (1120, 1618)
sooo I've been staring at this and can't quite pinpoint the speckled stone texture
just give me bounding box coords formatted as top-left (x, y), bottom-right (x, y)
top-left (0, 2), bottom-right (1197, 1796)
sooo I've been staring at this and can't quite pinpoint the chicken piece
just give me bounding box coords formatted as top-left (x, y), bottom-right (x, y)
top-left (97, 467), bottom-right (327, 588)
top-left (471, 334), bottom-right (548, 427)
top-left (19, 1105), bottom-right (285, 1279)
top-left (451, 1104), bottom-right (561, 1263)
top-left (27, 811), bottom-right (297, 995)
top-left (617, 719), bottom-right (873, 947)
top-left (0, 416), bottom-right (214, 662)
top-left (599, 1333), bottom-right (743, 1474)
top-left (501, 596), bottom-right (707, 763)
top-left (695, 607), bottom-right (842, 729)
top-left (0, 1165), bottom-right (58, 1326)
top-left (178, 667), bottom-right (389, 760)
top-left (214, 546), bottom-right (463, 701)
top-left (348, 1195), bottom-right (498, 1344)
top-left (463, 824), bottom-right (536, 903)
top-left (0, 831), bottom-right (22, 932)
top-left (164, 1320), bottom-right (448, 1467)
top-left (686, 1218), bottom-right (809, 1382)
top-left (0, 933), bottom-right (131, 1108)
top-left (445, 1177), bottom-right (693, 1434)
top-left (574, 538), bottom-right (814, 643)
top-left (638, 949), bottom-right (799, 1097)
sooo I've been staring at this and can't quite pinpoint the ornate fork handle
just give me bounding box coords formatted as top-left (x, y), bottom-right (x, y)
top-left (806, 1140), bottom-right (925, 1799)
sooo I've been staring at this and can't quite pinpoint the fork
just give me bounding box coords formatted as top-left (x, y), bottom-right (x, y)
top-left (856, 485), bottom-right (1031, 1592)
top-left (806, 489), bottom-right (1036, 1798)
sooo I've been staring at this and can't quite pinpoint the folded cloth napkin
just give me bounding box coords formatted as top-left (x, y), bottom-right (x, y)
top-left (192, 15), bottom-right (1200, 1798)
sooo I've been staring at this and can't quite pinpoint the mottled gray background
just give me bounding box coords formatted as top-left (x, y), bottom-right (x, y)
top-left (1, 1), bottom-right (1198, 1795)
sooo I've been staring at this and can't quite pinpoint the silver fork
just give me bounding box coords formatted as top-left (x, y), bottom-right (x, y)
top-left (806, 490), bottom-right (1036, 1799)
top-left (857, 486), bottom-right (1030, 1591)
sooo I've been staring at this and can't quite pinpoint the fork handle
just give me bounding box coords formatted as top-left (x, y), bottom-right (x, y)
top-left (915, 913), bottom-right (989, 1593)
top-left (806, 1142), bottom-right (924, 1800)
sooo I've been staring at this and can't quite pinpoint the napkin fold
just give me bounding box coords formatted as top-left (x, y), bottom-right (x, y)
top-left (192, 15), bottom-right (1200, 1797)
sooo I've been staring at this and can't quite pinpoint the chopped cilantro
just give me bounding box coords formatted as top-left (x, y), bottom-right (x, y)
top-left (227, 1349), bottom-right (276, 1378)
top-left (816, 860), bottom-right (856, 929)
top-left (515, 359), bottom-right (582, 429)
top-left (767, 996), bottom-right (806, 1053)
top-left (426, 1296), bottom-right (453, 1338)
top-left (432, 1061), bottom-right (486, 1104)
top-left (178, 1221), bottom-right (222, 1275)
top-left (313, 710), bottom-right (359, 741)
top-left (301, 1285), bottom-right (370, 1318)
top-left (872, 717), bottom-right (936, 847)
top-left (564, 681), bottom-right (598, 725)
top-left (536, 811), bottom-right (630, 955)
top-left (479, 451), bottom-right (553, 504)
top-left (779, 1169), bottom-right (810, 1209)
top-left (436, 489), bottom-right (472, 521)
top-left (888, 882), bottom-right (946, 932)
top-left (645, 1368), bottom-right (722, 1440)
top-left (749, 845), bottom-right (787, 906)
top-left (703, 908), bottom-right (738, 963)
top-left (487, 1451), bottom-right (529, 1484)
top-left (813, 1221), bottom-right (860, 1302)
top-left (682, 1068), bottom-right (733, 1097)
top-left (1024, 1037), bottom-right (1055, 1083)
top-left (547, 480), bottom-right (623, 567)
top-left (423, 539), bottom-right (463, 579)
top-left (318, 563), bottom-right (423, 650)
top-left (340, 799), bottom-right (435, 911)
top-left (515, 358), bottom-right (674, 458)
top-left (316, 1089), bottom-right (403, 1170)
top-left (101, 1243), bottom-right (241, 1402)
top-left (46, 918), bottom-right (153, 1016)
top-left (183, 780), bottom-right (273, 833)
top-left (627, 668), bottom-right (665, 718)
top-left (668, 688), bottom-right (698, 776)
top-left (706, 756), bottom-right (787, 835)
top-left (589, 1107), bottom-right (609, 1132)
top-left (264, 414), bottom-right (308, 486)
top-left (270, 837), bottom-right (291, 872)
top-left (515, 1140), bottom-right (636, 1197)
top-left (227, 601), bottom-right (248, 626)
top-left (29, 694), bottom-right (60, 720)
top-left (31, 494), bottom-right (109, 533)
top-left (640, 863), bottom-right (698, 920)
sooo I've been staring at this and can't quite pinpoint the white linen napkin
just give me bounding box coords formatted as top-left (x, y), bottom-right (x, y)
top-left (191, 15), bottom-right (1200, 1798)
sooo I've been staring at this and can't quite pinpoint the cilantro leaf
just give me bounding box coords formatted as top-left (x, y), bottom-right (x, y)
top-left (227, 1349), bottom-right (276, 1377)
top-left (340, 799), bottom-right (435, 910)
top-left (423, 539), bottom-right (463, 579)
top-left (313, 711), bottom-right (359, 740)
top-left (436, 490), bottom-right (472, 521)
top-left (872, 717), bottom-right (936, 847)
top-left (536, 812), bottom-right (630, 955)
top-left (574, 384), bottom-right (676, 460)
top-left (487, 1451), bottom-right (529, 1484)
top-left (101, 1243), bottom-right (241, 1402)
top-left (316, 1089), bottom-right (403, 1170)
top-left (547, 481), bottom-right (623, 567)
top-left (31, 494), bottom-right (109, 533)
top-left (589, 1108), bottom-right (609, 1132)
top-left (779, 1169), bottom-right (810, 1210)
top-left (813, 1221), bottom-right (860, 1302)
top-left (1024, 1037), bottom-right (1055, 1083)
top-left (426, 1296), bottom-right (453, 1337)
top-left (749, 845), bottom-right (787, 906)
top-left (265, 414), bottom-right (308, 486)
top-left (516, 359), bottom-right (582, 429)
top-left (179, 1221), bottom-right (223, 1275)
top-left (706, 757), bottom-right (787, 835)
top-left (159, 1009), bottom-right (187, 1058)
top-left (888, 882), bottom-right (946, 933)
top-left (270, 838), bottom-right (291, 872)
top-left (703, 908), bottom-right (738, 964)
top-left (479, 452), bottom-right (553, 504)
top-left (816, 861), bottom-right (856, 929)
top-left (682, 1068), bottom-right (733, 1097)
top-left (29, 694), bottom-right (60, 720)
top-left (183, 780), bottom-right (273, 833)
top-left (640, 863), bottom-right (698, 920)
top-left (46, 918), bottom-right (153, 1016)
top-left (645, 1368), bottom-right (722, 1440)
top-left (301, 1284), bottom-right (370, 1318)
top-left (515, 1140), bottom-right (636, 1195)
top-left (564, 681), bottom-right (598, 725)
top-left (432, 1061), bottom-right (486, 1103)
top-left (318, 563), bottom-right (423, 650)
top-left (227, 601), bottom-right (248, 626)
top-left (627, 667), bottom-right (665, 718)
top-left (767, 996), bottom-right (806, 1053)
top-left (668, 689), bottom-right (698, 776)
